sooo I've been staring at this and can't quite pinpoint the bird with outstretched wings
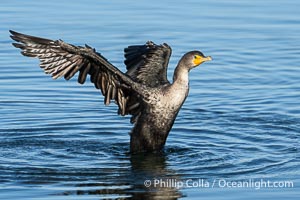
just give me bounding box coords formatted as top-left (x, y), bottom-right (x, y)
top-left (10, 30), bottom-right (171, 120)
top-left (10, 30), bottom-right (212, 152)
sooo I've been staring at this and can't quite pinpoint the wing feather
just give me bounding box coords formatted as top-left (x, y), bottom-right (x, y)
top-left (124, 41), bottom-right (172, 87)
top-left (10, 30), bottom-right (143, 117)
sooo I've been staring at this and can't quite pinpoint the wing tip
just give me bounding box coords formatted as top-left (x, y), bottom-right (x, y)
top-left (11, 42), bottom-right (24, 49)
top-left (10, 30), bottom-right (32, 45)
top-left (10, 30), bottom-right (22, 43)
top-left (9, 30), bottom-right (54, 45)
top-left (9, 30), bottom-right (18, 35)
top-left (9, 30), bottom-right (25, 41)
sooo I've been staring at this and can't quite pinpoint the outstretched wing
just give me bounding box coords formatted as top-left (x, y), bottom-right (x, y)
top-left (10, 30), bottom-right (142, 116)
top-left (124, 41), bottom-right (172, 87)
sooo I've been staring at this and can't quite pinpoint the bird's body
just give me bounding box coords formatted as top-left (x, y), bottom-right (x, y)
top-left (10, 30), bottom-right (212, 153)
top-left (130, 82), bottom-right (189, 152)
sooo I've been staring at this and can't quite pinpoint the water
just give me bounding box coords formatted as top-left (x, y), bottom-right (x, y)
top-left (0, 0), bottom-right (299, 199)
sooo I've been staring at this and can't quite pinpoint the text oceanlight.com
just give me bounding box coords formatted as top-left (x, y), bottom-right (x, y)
top-left (144, 178), bottom-right (294, 190)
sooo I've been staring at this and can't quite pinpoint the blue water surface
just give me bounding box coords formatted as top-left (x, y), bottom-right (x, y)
top-left (0, 0), bottom-right (299, 199)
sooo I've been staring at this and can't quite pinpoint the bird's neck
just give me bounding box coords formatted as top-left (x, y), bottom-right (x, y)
top-left (173, 64), bottom-right (189, 88)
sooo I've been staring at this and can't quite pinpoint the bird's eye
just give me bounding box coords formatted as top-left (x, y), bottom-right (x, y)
top-left (194, 55), bottom-right (198, 59)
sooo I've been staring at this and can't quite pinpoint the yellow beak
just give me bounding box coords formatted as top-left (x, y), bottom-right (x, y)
top-left (193, 55), bottom-right (212, 66)
top-left (204, 56), bottom-right (212, 61)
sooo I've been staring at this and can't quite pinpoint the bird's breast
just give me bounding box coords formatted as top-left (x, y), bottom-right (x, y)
top-left (148, 85), bottom-right (188, 115)
top-left (138, 85), bottom-right (189, 131)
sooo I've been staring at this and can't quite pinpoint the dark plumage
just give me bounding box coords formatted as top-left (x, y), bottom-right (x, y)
top-left (9, 30), bottom-right (212, 153)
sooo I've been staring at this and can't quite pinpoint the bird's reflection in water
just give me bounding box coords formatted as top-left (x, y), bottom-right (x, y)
top-left (66, 151), bottom-right (183, 199)
top-left (128, 152), bottom-right (183, 199)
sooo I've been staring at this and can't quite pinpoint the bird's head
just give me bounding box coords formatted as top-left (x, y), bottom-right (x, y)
top-left (181, 51), bottom-right (212, 70)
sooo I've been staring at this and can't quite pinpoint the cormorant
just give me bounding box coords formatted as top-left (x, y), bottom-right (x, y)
top-left (10, 30), bottom-right (212, 153)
